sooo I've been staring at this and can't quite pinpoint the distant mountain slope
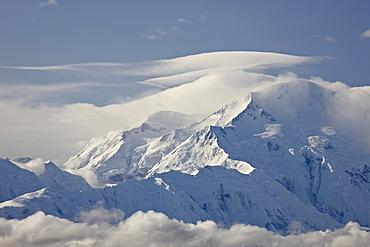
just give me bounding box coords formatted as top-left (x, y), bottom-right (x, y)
top-left (0, 159), bottom-right (45, 203)
top-left (0, 166), bottom-right (340, 232)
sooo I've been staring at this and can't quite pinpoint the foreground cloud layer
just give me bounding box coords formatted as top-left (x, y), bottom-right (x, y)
top-left (0, 209), bottom-right (370, 247)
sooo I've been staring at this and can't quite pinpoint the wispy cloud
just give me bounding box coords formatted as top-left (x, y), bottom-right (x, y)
top-left (147, 27), bottom-right (182, 40)
top-left (177, 17), bottom-right (191, 23)
top-left (0, 52), bottom-right (323, 91)
top-left (324, 35), bottom-right (336, 43)
top-left (0, 81), bottom-right (119, 104)
top-left (360, 29), bottom-right (370, 39)
top-left (146, 17), bottom-right (190, 41)
top-left (315, 34), bottom-right (336, 43)
top-left (148, 29), bottom-right (168, 40)
top-left (40, 0), bottom-right (58, 7)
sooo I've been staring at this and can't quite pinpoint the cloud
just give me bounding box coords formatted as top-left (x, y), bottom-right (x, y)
top-left (147, 17), bottom-right (188, 40)
top-left (148, 34), bottom-right (162, 40)
top-left (309, 76), bottom-right (370, 150)
top-left (0, 52), bottom-right (328, 164)
top-left (360, 29), bottom-right (370, 39)
top-left (0, 81), bottom-right (113, 105)
top-left (324, 35), bottom-right (336, 43)
top-left (315, 34), bottom-right (336, 43)
top-left (148, 29), bottom-right (168, 40)
top-left (177, 17), bottom-right (191, 23)
top-left (40, 0), bottom-right (58, 7)
top-left (147, 27), bottom-right (182, 40)
top-left (11, 158), bottom-right (46, 176)
top-left (132, 51), bottom-right (320, 84)
top-left (1, 210), bottom-right (370, 247)
top-left (0, 51), bottom-right (319, 88)
top-left (0, 72), bottom-right (273, 163)
top-left (76, 205), bottom-right (124, 225)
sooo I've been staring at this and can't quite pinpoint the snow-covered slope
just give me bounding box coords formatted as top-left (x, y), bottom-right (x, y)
top-left (0, 158), bottom-right (45, 203)
top-left (38, 160), bottom-right (91, 191)
top-left (204, 80), bottom-right (370, 227)
top-left (140, 79), bottom-right (370, 227)
top-left (61, 111), bottom-right (203, 186)
top-left (0, 166), bottom-right (340, 232)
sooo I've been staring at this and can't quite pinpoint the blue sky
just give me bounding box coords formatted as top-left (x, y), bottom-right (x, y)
top-left (1, 0), bottom-right (370, 162)
top-left (1, 0), bottom-right (370, 86)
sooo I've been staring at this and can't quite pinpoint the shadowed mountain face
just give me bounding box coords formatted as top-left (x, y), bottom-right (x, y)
top-left (1, 79), bottom-right (370, 233)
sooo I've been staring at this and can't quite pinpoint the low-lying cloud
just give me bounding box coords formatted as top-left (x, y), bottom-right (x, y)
top-left (0, 210), bottom-right (369, 247)
top-left (11, 157), bottom-right (45, 176)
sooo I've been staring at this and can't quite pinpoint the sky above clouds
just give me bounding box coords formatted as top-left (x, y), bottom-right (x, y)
top-left (0, 0), bottom-right (370, 163)
top-left (0, 0), bottom-right (369, 85)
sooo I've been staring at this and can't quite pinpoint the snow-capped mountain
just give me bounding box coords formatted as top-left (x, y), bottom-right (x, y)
top-left (1, 78), bottom-right (370, 233)
top-left (61, 111), bottom-right (204, 186)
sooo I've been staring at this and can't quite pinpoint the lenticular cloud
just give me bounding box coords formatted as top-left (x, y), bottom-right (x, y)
top-left (1, 210), bottom-right (370, 247)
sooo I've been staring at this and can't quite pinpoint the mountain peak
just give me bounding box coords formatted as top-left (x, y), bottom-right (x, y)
top-left (251, 80), bottom-right (335, 125)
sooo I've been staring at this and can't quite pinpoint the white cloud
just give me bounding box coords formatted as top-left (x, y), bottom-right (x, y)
top-left (40, 0), bottom-right (58, 7)
top-left (0, 52), bottom-right (332, 164)
top-left (1, 210), bottom-right (370, 247)
top-left (177, 17), bottom-right (191, 23)
top-left (76, 205), bottom-right (124, 225)
top-left (324, 35), bottom-right (336, 43)
top-left (155, 29), bottom-right (168, 36)
top-left (12, 158), bottom-right (46, 176)
top-left (315, 34), bottom-right (336, 43)
top-left (148, 34), bottom-right (162, 40)
top-left (148, 29), bottom-right (169, 40)
top-left (360, 29), bottom-right (370, 39)
top-left (254, 124), bottom-right (283, 139)
top-left (309, 76), bottom-right (370, 150)
top-left (147, 27), bottom-right (182, 40)
top-left (0, 81), bottom-right (110, 104)
top-left (146, 16), bottom-right (187, 40)
top-left (1, 51), bottom-right (318, 87)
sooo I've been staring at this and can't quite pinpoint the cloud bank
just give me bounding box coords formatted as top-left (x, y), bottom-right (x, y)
top-left (0, 210), bottom-right (370, 247)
